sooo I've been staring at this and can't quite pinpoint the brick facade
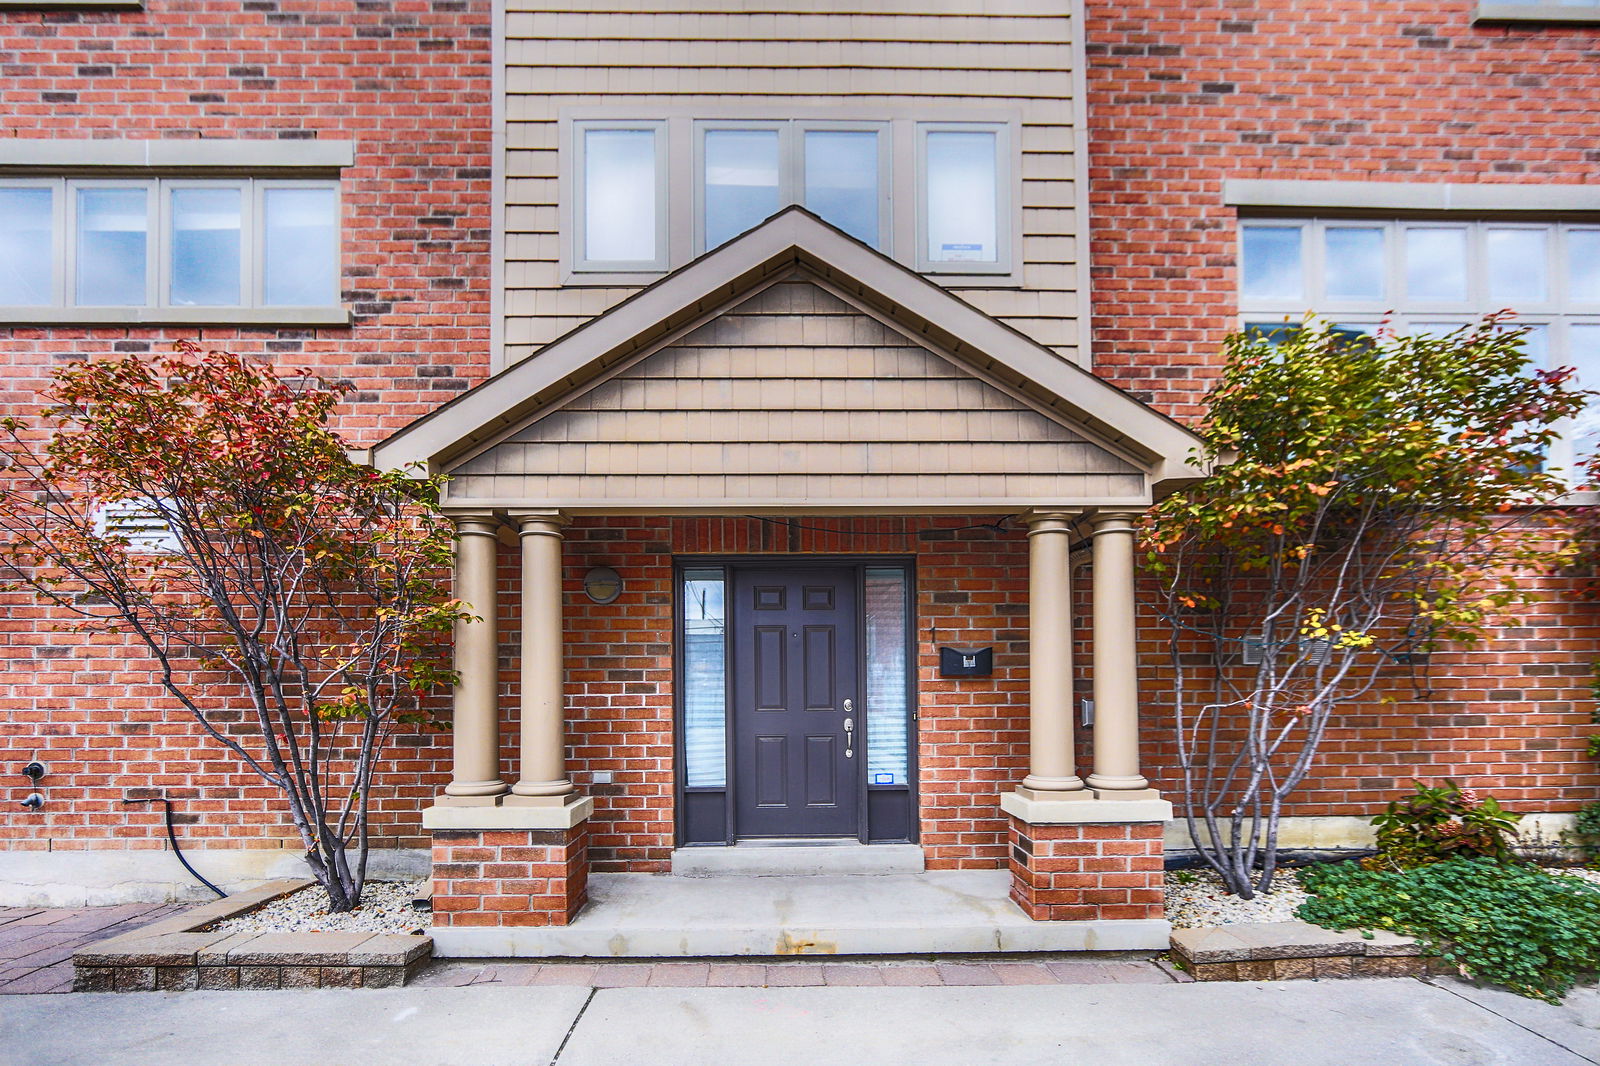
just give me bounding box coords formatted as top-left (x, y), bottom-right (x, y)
top-left (0, 0), bottom-right (489, 856)
top-left (1007, 817), bottom-right (1166, 922)
top-left (1082, 0), bottom-right (1600, 822)
top-left (430, 826), bottom-right (588, 927)
top-left (2, 0), bottom-right (1597, 911)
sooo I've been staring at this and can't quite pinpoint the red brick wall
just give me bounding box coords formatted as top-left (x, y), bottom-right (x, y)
top-left (1083, 0), bottom-right (1600, 821)
top-left (558, 516), bottom-right (1033, 872)
top-left (1008, 817), bottom-right (1165, 922)
top-left (0, 0), bottom-right (489, 854)
top-left (430, 826), bottom-right (588, 928)
top-left (1083, 0), bottom-right (1600, 419)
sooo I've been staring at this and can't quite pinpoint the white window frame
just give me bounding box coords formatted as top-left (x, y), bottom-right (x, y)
top-left (692, 119), bottom-right (894, 257)
top-left (163, 178), bottom-right (253, 311)
top-left (570, 119), bottom-right (669, 274)
top-left (0, 175), bottom-right (343, 323)
top-left (797, 120), bottom-right (893, 255)
top-left (254, 180), bottom-right (344, 309)
top-left (0, 177), bottom-right (66, 308)
top-left (915, 120), bottom-right (1013, 276)
top-left (70, 180), bottom-right (158, 309)
top-left (1238, 216), bottom-right (1600, 482)
top-left (560, 109), bottom-right (1019, 283)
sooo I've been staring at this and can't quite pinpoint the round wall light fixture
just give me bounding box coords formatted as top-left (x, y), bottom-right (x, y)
top-left (583, 566), bottom-right (623, 605)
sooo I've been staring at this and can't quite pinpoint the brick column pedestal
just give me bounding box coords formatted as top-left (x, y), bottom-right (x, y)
top-left (1006, 816), bottom-right (1165, 922)
top-left (430, 824), bottom-right (589, 928)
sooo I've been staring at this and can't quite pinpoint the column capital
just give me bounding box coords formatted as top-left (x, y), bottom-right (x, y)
top-left (513, 510), bottom-right (570, 537)
top-left (1023, 508), bottom-right (1080, 533)
top-left (1090, 511), bottom-right (1142, 536)
top-left (452, 515), bottom-right (501, 539)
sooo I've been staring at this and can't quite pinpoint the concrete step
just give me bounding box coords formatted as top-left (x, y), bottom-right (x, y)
top-left (429, 871), bottom-right (1170, 959)
top-left (670, 843), bottom-right (924, 877)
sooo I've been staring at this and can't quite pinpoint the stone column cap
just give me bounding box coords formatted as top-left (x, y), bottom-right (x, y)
top-left (423, 795), bottom-right (593, 831)
top-left (1001, 789), bottom-right (1172, 825)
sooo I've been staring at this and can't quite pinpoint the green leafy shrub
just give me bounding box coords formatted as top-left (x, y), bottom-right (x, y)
top-left (1577, 802), bottom-right (1600, 863)
top-left (1365, 780), bottom-right (1521, 869)
top-left (1298, 858), bottom-right (1600, 1001)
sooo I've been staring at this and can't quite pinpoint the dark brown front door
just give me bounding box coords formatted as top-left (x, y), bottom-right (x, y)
top-left (731, 566), bottom-right (860, 838)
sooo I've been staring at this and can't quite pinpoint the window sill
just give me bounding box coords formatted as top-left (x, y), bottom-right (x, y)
top-left (0, 0), bottom-right (142, 6)
top-left (1475, 4), bottom-right (1600, 22)
top-left (0, 307), bottom-right (354, 327)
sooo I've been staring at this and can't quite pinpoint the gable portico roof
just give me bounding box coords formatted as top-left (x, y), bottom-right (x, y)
top-left (371, 207), bottom-right (1205, 492)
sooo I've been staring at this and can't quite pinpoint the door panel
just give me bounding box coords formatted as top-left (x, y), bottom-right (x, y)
top-left (732, 566), bottom-right (859, 838)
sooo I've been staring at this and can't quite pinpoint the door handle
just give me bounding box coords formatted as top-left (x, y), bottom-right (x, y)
top-left (843, 714), bottom-right (854, 759)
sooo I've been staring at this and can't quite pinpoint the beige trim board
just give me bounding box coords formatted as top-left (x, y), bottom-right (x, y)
top-left (0, 139), bottom-right (356, 174)
top-left (0, 307), bottom-right (353, 327)
top-left (1224, 178), bottom-right (1600, 215)
top-left (1164, 810), bottom-right (1580, 853)
top-left (1476, 3), bottom-right (1600, 22)
top-left (0, 0), bottom-right (141, 6)
top-left (421, 796), bottom-right (594, 831)
top-left (445, 496), bottom-right (1156, 515)
top-left (374, 207), bottom-right (1204, 489)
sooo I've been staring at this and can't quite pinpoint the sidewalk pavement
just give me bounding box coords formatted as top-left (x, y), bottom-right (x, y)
top-left (2, 977), bottom-right (1594, 1066)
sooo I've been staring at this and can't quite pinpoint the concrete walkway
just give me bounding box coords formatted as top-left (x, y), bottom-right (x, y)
top-left (1, 978), bottom-right (1594, 1066)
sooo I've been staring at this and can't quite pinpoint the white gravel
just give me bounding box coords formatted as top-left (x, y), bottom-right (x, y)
top-left (1164, 868), bottom-right (1309, 929)
top-left (1554, 867), bottom-right (1600, 889)
top-left (208, 880), bottom-right (428, 936)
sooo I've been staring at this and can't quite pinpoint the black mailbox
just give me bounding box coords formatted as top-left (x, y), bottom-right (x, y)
top-left (939, 646), bottom-right (993, 677)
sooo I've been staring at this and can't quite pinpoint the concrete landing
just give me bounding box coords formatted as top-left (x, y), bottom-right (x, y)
top-left (670, 842), bottom-right (924, 877)
top-left (429, 870), bottom-right (1170, 958)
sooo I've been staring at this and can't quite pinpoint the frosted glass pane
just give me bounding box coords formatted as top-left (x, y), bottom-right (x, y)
top-left (1568, 231), bottom-right (1600, 302)
top-left (1571, 325), bottom-right (1600, 462)
top-left (170, 188), bottom-right (241, 306)
top-left (76, 187), bottom-right (147, 306)
top-left (0, 187), bottom-right (54, 306)
top-left (263, 188), bottom-right (337, 306)
top-left (704, 129), bottom-right (780, 250)
top-left (805, 130), bottom-right (879, 248)
top-left (584, 129), bottom-right (657, 262)
top-left (682, 571), bottom-right (727, 789)
top-left (1241, 226), bottom-right (1303, 300)
top-left (1487, 228), bottom-right (1547, 304)
top-left (1324, 227), bottom-right (1384, 300)
top-left (926, 131), bottom-right (997, 263)
top-left (864, 568), bottom-right (909, 786)
top-left (1405, 228), bottom-right (1468, 301)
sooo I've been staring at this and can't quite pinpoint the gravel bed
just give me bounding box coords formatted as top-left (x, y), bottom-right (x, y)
top-left (208, 880), bottom-right (428, 936)
top-left (1164, 868), bottom-right (1309, 930)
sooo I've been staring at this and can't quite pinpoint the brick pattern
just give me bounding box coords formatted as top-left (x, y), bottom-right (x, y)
top-left (556, 515), bottom-right (1033, 872)
top-left (1007, 817), bottom-right (1166, 922)
top-left (1082, 0), bottom-right (1600, 821)
top-left (429, 827), bottom-right (588, 927)
top-left (0, 0), bottom-right (489, 855)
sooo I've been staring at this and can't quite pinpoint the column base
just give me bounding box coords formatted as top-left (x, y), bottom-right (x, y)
top-left (1007, 814), bottom-right (1166, 923)
top-left (433, 792), bottom-right (507, 808)
top-left (430, 819), bottom-right (590, 929)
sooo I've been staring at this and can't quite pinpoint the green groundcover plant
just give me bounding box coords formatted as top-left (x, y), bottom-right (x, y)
top-left (1297, 858), bottom-right (1600, 1001)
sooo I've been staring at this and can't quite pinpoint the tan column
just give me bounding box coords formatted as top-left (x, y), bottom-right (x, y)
top-left (508, 513), bottom-right (575, 803)
top-left (442, 517), bottom-right (507, 802)
top-left (1085, 512), bottom-right (1151, 795)
top-left (1020, 510), bottom-right (1084, 794)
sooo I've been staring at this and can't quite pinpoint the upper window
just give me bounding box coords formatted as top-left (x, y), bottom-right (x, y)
top-left (0, 177), bottom-right (340, 315)
top-left (568, 114), bottom-right (1014, 279)
top-left (1239, 217), bottom-right (1600, 477)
